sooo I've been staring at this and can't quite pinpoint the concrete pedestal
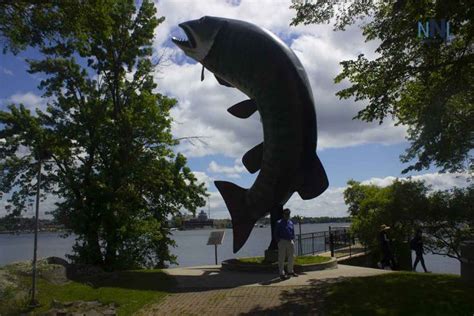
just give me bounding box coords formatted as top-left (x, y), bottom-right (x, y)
top-left (263, 249), bottom-right (278, 263)
top-left (461, 240), bottom-right (474, 282)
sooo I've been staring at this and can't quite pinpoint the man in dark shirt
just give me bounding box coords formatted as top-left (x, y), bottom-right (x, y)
top-left (275, 208), bottom-right (297, 280)
top-left (412, 228), bottom-right (429, 272)
top-left (378, 224), bottom-right (395, 269)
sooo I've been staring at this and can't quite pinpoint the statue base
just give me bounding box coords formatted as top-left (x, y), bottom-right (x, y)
top-left (263, 249), bottom-right (278, 263)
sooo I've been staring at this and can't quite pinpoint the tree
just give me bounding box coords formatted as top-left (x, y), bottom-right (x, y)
top-left (423, 185), bottom-right (474, 261)
top-left (290, 0), bottom-right (473, 173)
top-left (345, 179), bottom-right (473, 261)
top-left (0, 0), bottom-right (207, 269)
top-left (344, 179), bottom-right (429, 255)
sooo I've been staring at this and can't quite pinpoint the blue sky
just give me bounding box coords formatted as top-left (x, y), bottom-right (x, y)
top-left (0, 0), bottom-right (470, 219)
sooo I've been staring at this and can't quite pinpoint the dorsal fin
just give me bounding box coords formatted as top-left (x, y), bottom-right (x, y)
top-left (227, 99), bottom-right (257, 119)
top-left (242, 142), bottom-right (263, 174)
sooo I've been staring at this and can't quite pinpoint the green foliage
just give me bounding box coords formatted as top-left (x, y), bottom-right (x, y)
top-left (291, 0), bottom-right (474, 173)
top-left (320, 272), bottom-right (474, 315)
top-left (345, 179), bottom-right (429, 254)
top-left (0, 265), bottom-right (173, 316)
top-left (422, 185), bottom-right (474, 260)
top-left (345, 179), bottom-right (473, 260)
top-left (34, 270), bottom-right (173, 315)
top-left (0, 1), bottom-right (207, 269)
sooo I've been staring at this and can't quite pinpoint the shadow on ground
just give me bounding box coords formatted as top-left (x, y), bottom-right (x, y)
top-left (240, 278), bottom-right (343, 315)
top-left (241, 273), bottom-right (474, 316)
top-left (64, 266), bottom-right (297, 292)
top-left (163, 267), bottom-right (304, 292)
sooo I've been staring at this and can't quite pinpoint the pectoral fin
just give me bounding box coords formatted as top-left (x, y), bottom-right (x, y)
top-left (227, 99), bottom-right (257, 119)
top-left (215, 74), bottom-right (234, 87)
top-left (242, 142), bottom-right (263, 174)
top-left (297, 154), bottom-right (329, 200)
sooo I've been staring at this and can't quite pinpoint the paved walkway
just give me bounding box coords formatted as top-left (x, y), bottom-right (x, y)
top-left (138, 264), bottom-right (392, 315)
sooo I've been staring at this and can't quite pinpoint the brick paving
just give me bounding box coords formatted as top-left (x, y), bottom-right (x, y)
top-left (140, 286), bottom-right (300, 315)
top-left (137, 264), bottom-right (392, 315)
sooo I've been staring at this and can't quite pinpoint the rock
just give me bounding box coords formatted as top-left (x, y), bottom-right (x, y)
top-left (51, 299), bottom-right (63, 308)
top-left (85, 300), bottom-right (101, 307)
top-left (67, 264), bottom-right (104, 280)
top-left (45, 308), bottom-right (59, 316)
top-left (43, 264), bottom-right (69, 285)
top-left (44, 300), bottom-right (118, 315)
top-left (84, 309), bottom-right (102, 316)
top-left (47, 256), bottom-right (70, 267)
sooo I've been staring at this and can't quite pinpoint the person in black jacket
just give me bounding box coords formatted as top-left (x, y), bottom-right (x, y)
top-left (378, 224), bottom-right (395, 269)
top-left (411, 228), bottom-right (430, 272)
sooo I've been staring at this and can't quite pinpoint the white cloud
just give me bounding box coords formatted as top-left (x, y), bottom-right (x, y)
top-left (153, 0), bottom-right (407, 158)
top-left (201, 171), bottom-right (471, 219)
top-left (153, 0), bottom-right (299, 50)
top-left (5, 92), bottom-right (48, 112)
top-left (208, 160), bottom-right (246, 178)
top-left (192, 171), bottom-right (214, 188)
top-left (286, 187), bottom-right (348, 217)
top-left (1, 66), bottom-right (13, 76)
top-left (362, 172), bottom-right (472, 191)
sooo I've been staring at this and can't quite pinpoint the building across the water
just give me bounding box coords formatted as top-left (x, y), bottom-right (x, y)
top-left (182, 210), bottom-right (214, 229)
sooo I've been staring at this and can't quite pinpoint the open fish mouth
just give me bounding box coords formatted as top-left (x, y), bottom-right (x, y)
top-left (171, 24), bottom-right (196, 49)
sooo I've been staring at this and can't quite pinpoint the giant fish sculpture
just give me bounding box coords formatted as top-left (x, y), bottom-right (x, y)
top-left (172, 16), bottom-right (329, 253)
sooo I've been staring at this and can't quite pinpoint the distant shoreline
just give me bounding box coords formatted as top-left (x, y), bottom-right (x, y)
top-left (0, 229), bottom-right (68, 235)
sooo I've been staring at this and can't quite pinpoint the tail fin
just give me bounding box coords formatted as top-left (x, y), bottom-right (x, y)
top-left (214, 180), bottom-right (257, 253)
top-left (297, 154), bottom-right (329, 200)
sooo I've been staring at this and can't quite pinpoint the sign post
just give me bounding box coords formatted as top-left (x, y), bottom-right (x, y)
top-left (207, 230), bottom-right (225, 265)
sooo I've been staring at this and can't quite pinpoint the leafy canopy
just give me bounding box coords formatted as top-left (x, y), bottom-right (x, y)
top-left (345, 179), bottom-right (473, 261)
top-left (0, 0), bottom-right (207, 269)
top-left (291, 0), bottom-right (473, 173)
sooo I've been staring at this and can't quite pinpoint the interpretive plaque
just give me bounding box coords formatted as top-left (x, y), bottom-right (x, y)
top-left (207, 230), bottom-right (225, 245)
top-left (207, 230), bottom-right (225, 265)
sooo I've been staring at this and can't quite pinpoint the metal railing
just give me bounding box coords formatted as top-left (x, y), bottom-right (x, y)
top-left (295, 231), bottom-right (330, 256)
top-left (295, 226), bottom-right (366, 259)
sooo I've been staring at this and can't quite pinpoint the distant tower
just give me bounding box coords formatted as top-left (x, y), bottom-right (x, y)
top-left (198, 210), bottom-right (208, 221)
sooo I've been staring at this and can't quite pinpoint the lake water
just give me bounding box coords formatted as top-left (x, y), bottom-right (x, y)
top-left (0, 223), bottom-right (460, 274)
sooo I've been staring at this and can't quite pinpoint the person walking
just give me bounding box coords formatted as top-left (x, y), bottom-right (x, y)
top-left (411, 228), bottom-right (430, 273)
top-left (378, 224), bottom-right (395, 270)
top-left (275, 208), bottom-right (297, 280)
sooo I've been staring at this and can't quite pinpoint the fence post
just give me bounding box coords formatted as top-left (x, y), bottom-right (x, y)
top-left (298, 233), bottom-right (302, 256)
top-left (349, 236), bottom-right (352, 257)
top-left (311, 233), bottom-right (314, 254)
top-left (328, 226), bottom-right (332, 254)
top-left (330, 232), bottom-right (335, 257)
top-left (324, 232), bottom-right (327, 252)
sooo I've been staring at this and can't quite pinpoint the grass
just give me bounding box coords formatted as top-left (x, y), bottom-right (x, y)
top-left (237, 255), bottom-right (331, 265)
top-left (319, 272), bottom-right (474, 315)
top-left (0, 268), bottom-right (175, 316)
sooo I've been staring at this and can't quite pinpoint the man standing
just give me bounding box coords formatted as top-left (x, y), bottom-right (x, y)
top-left (378, 224), bottom-right (395, 269)
top-left (275, 208), bottom-right (298, 280)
